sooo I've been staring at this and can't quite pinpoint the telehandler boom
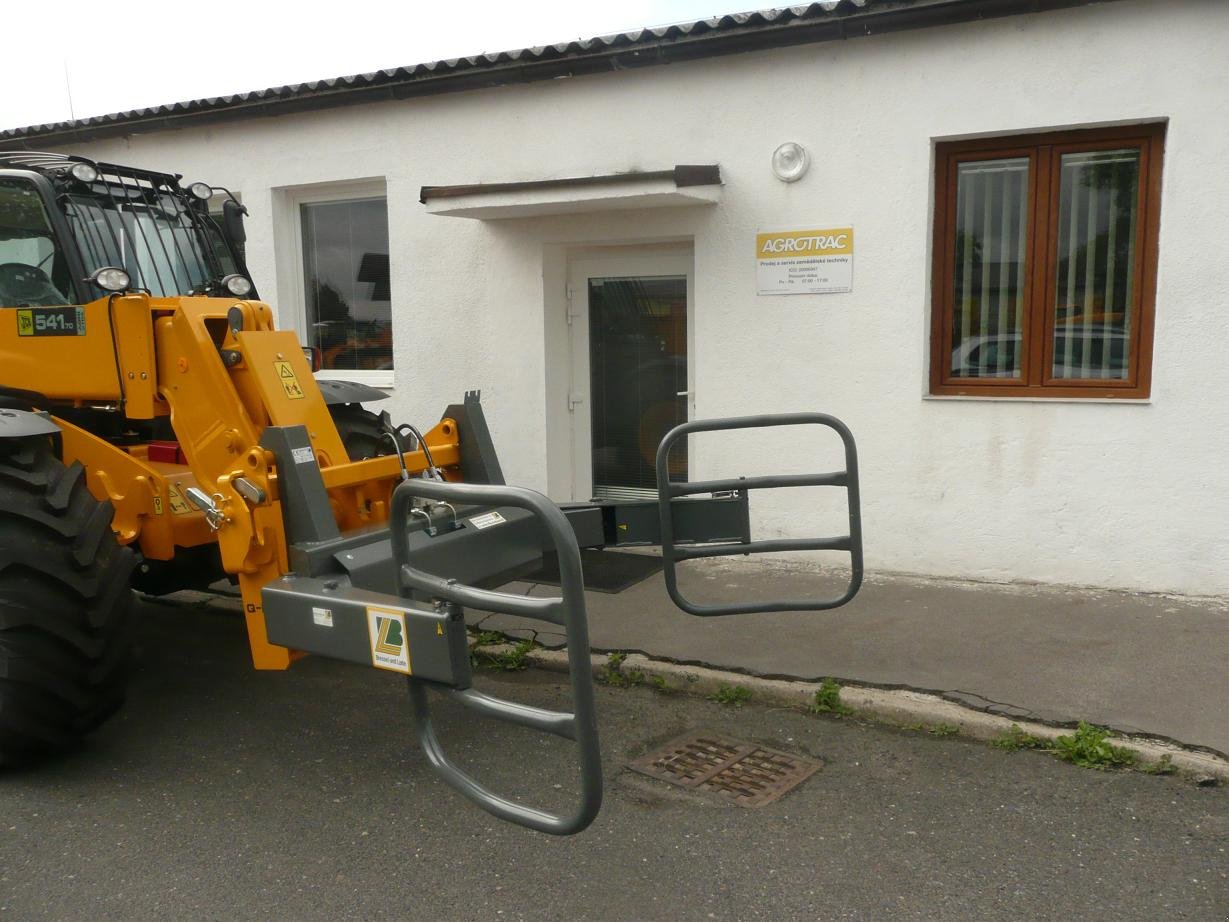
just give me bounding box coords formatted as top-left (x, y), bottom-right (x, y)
top-left (0, 152), bottom-right (863, 833)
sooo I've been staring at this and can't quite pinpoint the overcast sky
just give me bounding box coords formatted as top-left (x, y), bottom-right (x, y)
top-left (1, 1), bottom-right (759, 132)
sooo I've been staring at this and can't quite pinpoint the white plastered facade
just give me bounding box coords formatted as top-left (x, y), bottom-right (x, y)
top-left (57, 0), bottom-right (1229, 595)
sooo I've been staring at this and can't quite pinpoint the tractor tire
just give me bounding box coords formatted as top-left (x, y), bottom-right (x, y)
top-left (330, 404), bottom-right (394, 461)
top-left (0, 437), bottom-right (137, 764)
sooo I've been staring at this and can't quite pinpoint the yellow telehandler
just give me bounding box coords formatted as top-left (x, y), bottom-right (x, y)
top-left (0, 152), bottom-right (863, 833)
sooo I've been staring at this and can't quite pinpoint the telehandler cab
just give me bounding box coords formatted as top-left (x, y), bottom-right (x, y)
top-left (0, 152), bottom-right (863, 834)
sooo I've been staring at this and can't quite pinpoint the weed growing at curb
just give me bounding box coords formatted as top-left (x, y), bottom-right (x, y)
top-left (472, 640), bottom-right (1208, 780)
top-left (1142, 754), bottom-right (1177, 775)
top-left (610, 668), bottom-right (646, 688)
top-left (992, 724), bottom-right (1045, 752)
top-left (469, 630), bottom-right (502, 668)
top-left (600, 652), bottom-right (674, 692)
top-left (1052, 722), bottom-right (1135, 770)
top-left (809, 678), bottom-right (853, 716)
top-left (709, 684), bottom-right (752, 707)
top-left (601, 651), bottom-right (643, 688)
top-left (472, 638), bottom-right (536, 672)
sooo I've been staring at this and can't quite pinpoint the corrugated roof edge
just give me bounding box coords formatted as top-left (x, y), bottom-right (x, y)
top-left (1, 0), bottom-right (1119, 147)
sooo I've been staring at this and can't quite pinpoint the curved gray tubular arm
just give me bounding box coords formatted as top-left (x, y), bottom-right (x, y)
top-left (655, 412), bottom-right (863, 617)
top-left (391, 479), bottom-right (602, 836)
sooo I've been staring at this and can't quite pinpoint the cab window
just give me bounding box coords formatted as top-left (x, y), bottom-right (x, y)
top-left (0, 177), bottom-right (71, 306)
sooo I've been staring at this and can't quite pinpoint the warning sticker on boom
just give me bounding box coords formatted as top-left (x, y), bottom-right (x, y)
top-left (367, 606), bottom-right (411, 674)
top-left (469, 511), bottom-right (506, 530)
top-left (166, 483), bottom-right (193, 515)
top-left (274, 360), bottom-right (306, 400)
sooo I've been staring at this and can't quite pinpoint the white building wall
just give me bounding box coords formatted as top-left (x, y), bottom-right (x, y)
top-left (61, 0), bottom-right (1229, 596)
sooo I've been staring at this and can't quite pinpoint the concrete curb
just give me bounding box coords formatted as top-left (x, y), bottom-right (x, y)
top-left (153, 594), bottom-right (1227, 781)
top-left (474, 644), bottom-right (1229, 783)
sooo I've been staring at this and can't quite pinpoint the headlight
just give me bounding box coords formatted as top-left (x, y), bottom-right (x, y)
top-left (186, 181), bottom-right (214, 201)
top-left (88, 266), bottom-right (131, 292)
top-left (222, 274), bottom-right (253, 297)
top-left (70, 162), bottom-right (99, 184)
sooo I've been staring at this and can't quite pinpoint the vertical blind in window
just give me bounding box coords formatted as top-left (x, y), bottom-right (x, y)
top-left (1052, 150), bottom-right (1140, 381)
top-left (950, 159), bottom-right (1029, 379)
top-left (932, 124), bottom-right (1161, 398)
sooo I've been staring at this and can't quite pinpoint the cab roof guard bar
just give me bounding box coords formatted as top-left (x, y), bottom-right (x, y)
top-left (390, 478), bottom-right (602, 836)
top-left (656, 412), bottom-right (863, 616)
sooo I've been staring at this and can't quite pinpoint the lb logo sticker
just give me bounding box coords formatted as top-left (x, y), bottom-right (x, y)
top-left (367, 606), bottom-right (411, 674)
top-left (274, 360), bottom-right (306, 400)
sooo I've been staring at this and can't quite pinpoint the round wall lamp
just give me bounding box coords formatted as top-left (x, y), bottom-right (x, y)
top-left (771, 142), bottom-right (810, 183)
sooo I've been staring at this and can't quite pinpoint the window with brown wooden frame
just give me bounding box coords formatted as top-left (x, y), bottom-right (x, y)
top-left (930, 124), bottom-right (1164, 398)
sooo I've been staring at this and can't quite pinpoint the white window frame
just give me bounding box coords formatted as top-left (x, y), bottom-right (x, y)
top-left (276, 178), bottom-right (393, 388)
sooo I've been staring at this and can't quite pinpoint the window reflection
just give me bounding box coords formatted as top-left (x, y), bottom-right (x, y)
top-left (589, 275), bottom-right (687, 500)
top-left (949, 158), bottom-right (1029, 379)
top-left (1052, 150), bottom-right (1139, 380)
top-left (301, 198), bottom-right (392, 371)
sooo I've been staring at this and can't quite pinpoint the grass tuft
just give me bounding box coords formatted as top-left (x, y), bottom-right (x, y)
top-left (1142, 754), bottom-right (1177, 776)
top-left (708, 684), bottom-right (752, 707)
top-left (471, 637), bottom-right (536, 671)
top-left (809, 678), bottom-right (853, 716)
top-left (1051, 721), bottom-right (1135, 770)
top-left (991, 724), bottom-right (1045, 752)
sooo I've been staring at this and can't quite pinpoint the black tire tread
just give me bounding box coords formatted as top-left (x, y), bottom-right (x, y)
top-left (330, 404), bottom-right (393, 461)
top-left (0, 437), bottom-right (136, 764)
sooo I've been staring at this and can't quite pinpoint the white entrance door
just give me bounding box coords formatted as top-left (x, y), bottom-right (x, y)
top-left (567, 251), bottom-right (693, 501)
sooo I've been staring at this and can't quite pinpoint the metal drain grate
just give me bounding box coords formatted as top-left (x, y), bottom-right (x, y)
top-left (629, 732), bottom-right (821, 807)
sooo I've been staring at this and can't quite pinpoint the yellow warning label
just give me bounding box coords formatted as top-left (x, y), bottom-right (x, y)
top-left (274, 361), bottom-right (306, 400)
top-left (436, 622), bottom-right (444, 636)
top-left (167, 483), bottom-right (192, 515)
top-left (16, 310), bottom-right (34, 336)
top-left (152, 495), bottom-right (164, 516)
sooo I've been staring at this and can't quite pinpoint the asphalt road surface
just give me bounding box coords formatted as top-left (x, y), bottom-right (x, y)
top-left (2, 599), bottom-right (1227, 920)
